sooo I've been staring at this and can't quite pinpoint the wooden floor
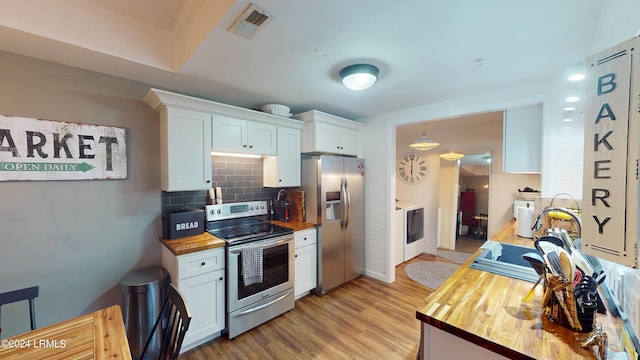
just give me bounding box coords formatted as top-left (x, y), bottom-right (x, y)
top-left (180, 241), bottom-right (482, 360)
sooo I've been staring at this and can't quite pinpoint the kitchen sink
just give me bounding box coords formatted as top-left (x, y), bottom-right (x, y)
top-left (469, 241), bottom-right (539, 282)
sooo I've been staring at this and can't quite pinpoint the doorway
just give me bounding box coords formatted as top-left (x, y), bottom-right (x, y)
top-left (456, 152), bottom-right (491, 248)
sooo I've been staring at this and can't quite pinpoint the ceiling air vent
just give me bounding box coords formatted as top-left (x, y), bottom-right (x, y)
top-left (228, 3), bottom-right (273, 39)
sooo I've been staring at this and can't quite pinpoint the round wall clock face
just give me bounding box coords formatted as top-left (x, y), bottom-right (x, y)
top-left (397, 152), bottom-right (428, 185)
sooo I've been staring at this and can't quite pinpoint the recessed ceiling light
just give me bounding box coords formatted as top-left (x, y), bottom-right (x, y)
top-left (563, 118), bottom-right (573, 122)
top-left (568, 73), bottom-right (586, 81)
top-left (565, 96), bottom-right (580, 103)
top-left (563, 107), bottom-right (576, 111)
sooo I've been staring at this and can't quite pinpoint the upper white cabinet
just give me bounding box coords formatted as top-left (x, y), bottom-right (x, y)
top-left (295, 110), bottom-right (365, 157)
top-left (503, 104), bottom-right (542, 174)
top-left (212, 116), bottom-right (277, 155)
top-left (158, 107), bottom-right (212, 191)
top-left (264, 127), bottom-right (301, 187)
top-left (144, 89), bottom-right (304, 191)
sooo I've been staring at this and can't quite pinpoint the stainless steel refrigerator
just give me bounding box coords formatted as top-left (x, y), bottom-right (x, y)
top-left (301, 155), bottom-right (365, 294)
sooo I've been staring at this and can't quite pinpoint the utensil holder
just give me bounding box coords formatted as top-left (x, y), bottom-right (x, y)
top-left (542, 274), bottom-right (596, 332)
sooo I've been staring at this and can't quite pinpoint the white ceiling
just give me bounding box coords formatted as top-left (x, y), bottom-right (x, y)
top-left (0, 0), bottom-right (605, 123)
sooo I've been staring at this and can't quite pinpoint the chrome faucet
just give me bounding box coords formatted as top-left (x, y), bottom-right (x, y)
top-left (530, 206), bottom-right (582, 238)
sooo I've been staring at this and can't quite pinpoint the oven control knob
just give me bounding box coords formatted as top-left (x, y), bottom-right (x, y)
top-left (217, 209), bottom-right (221, 214)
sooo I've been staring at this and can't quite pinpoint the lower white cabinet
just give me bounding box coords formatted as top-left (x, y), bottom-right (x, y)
top-left (161, 246), bottom-right (225, 351)
top-left (294, 228), bottom-right (317, 299)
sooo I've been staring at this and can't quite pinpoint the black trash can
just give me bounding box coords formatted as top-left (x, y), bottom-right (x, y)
top-left (120, 267), bottom-right (169, 360)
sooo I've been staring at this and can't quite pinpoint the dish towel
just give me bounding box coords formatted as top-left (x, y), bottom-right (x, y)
top-left (480, 240), bottom-right (503, 260)
top-left (242, 244), bottom-right (264, 286)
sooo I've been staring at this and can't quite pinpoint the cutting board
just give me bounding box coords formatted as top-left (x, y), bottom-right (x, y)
top-left (286, 190), bottom-right (305, 222)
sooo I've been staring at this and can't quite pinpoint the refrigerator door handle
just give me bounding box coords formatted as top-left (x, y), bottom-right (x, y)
top-left (339, 178), bottom-right (345, 230)
top-left (344, 177), bottom-right (350, 228)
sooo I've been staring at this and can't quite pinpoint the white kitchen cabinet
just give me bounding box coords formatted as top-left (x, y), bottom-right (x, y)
top-left (295, 110), bottom-right (365, 157)
top-left (263, 127), bottom-right (301, 187)
top-left (161, 246), bottom-right (225, 351)
top-left (503, 105), bottom-right (542, 173)
top-left (294, 228), bottom-right (317, 299)
top-left (158, 107), bottom-right (212, 191)
top-left (315, 122), bottom-right (359, 155)
top-left (212, 115), bottom-right (277, 155)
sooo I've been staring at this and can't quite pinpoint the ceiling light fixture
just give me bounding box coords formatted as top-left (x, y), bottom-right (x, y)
top-left (409, 129), bottom-right (440, 151)
top-left (565, 96), bottom-right (580, 103)
top-left (440, 152), bottom-right (465, 161)
top-left (340, 64), bottom-right (379, 91)
top-left (568, 73), bottom-right (586, 81)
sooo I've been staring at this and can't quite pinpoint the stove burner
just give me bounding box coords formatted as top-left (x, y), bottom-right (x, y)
top-left (208, 221), bottom-right (292, 245)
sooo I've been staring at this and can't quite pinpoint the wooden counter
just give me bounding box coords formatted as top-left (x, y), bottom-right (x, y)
top-left (271, 220), bottom-right (317, 232)
top-left (416, 220), bottom-right (623, 359)
top-left (160, 232), bottom-right (225, 256)
top-left (160, 221), bottom-right (314, 255)
top-left (0, 305), bottom-right (131, 360)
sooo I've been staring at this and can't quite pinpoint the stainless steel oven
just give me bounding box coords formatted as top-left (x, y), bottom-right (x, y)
top-left (206, 201), bottom-right (295, 339)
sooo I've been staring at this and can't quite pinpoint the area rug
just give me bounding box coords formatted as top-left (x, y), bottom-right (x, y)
top-left (437, 250), bottom-right (473, 264)
top-left (404, 262), bottom-right (460, 290)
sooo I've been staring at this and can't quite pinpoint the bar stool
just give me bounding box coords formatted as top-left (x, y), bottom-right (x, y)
top-left (0, 286), bottom-right (39, 338)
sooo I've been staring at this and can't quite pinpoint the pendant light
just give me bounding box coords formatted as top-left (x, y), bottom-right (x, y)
top-left (340, 64), bottom-right (379, 91)
top-left (440, 152), bottom-right (464, 161)
top-left (409, 128), bottom-right (440, 151)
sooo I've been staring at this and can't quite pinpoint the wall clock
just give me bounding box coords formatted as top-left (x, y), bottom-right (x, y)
top-left (397, 152), bottom-right (428, 185)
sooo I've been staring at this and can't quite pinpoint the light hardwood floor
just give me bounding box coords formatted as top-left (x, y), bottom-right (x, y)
top-left (180, 242), bottom-right (481, 360)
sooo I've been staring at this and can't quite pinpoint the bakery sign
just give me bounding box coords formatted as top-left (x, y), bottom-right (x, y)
top-left (582, 36), bottom-right (639, 268)
top-left (0, 115), bottom-right (127, 181)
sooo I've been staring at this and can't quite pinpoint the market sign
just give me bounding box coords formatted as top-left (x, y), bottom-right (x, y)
top-left (582, 36), bottom-right (639, 268)
top-left (0, 115), bottom-right (127, 181)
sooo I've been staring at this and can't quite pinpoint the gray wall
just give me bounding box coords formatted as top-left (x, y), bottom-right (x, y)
top-left (0, 51), bottom-right (161, 337)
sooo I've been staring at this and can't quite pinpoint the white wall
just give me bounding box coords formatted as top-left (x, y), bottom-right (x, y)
top-left (362, 120), bottom-right (395, 282)
top-left (437, 159), bottom-right (459, 250)
top-left (0, 51), bottom-right (161, 337)
top-left (361, 0), bottom-right (639, 284)
top-left (396, 151), bottom-right (440, 255)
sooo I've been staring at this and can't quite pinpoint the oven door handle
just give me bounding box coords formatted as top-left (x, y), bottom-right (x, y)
top-left (229, 289), bottom-right (294, 318)
top-left (229, 237), bottom-right (292, 254)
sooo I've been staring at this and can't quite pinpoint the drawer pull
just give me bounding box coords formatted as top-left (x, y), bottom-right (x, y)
top-left (201, 261), bottom-right (206, 266)
top-left (219, 277), bottom-right (224, 281)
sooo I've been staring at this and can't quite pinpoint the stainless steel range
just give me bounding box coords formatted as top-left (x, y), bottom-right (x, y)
top-left (205, 200), bottom-right (295, 339)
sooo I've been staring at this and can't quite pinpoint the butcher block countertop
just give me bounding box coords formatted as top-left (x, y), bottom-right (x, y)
top-left (160, 232), bottom-right (225, 256)
top-left (0, 305), bottom-right (130, 360)
top-left (271, 220), bottom-right (317, 231)
top-left (160, 221), bottom-right (315, 255)
top-left (416, 220), bottom-right (624, 359)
